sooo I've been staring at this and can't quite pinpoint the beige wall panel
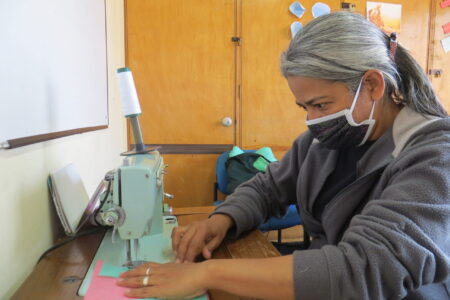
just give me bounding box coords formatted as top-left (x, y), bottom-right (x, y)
top-left (126, 0), bottom-right (236, 145)
top-left (429, 0), bottom-right (450, 109)
top-left (240, 0), bottom-right (341, 150)
top-left (163, 154), bottom-right (219, 207)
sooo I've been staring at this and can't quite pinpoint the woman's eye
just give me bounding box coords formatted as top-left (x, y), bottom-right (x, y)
top-left (314, 103), bottom-right (328, 110)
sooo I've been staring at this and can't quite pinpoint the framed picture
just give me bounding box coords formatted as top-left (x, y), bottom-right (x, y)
top-left (367, 2), bottom-right (402, 35)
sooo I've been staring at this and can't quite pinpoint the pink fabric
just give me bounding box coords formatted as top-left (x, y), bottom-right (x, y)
top-left (84, 260), bottom-right (133, 300)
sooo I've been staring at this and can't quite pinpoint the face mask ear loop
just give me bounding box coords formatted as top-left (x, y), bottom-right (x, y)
top-left (357, 98), bottom-right (377, 146)
top-left (349, 80), bottom-right (363, 113)
top-left (368, 100), bottom-right (376, 121)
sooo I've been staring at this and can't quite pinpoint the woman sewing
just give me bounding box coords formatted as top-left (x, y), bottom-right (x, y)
top-left (117, 12), bottom-right (450, 299)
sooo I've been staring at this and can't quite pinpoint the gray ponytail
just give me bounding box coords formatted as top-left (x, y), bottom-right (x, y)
top-left (281, 12), bottom-right (447, 117)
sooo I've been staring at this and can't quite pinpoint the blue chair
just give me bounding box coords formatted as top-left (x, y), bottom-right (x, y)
top-left (213, 151), bottom-right (310, 248)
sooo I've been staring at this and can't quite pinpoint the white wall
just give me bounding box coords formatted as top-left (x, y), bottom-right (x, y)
top-left (0, 1), bottom-right (126, 298)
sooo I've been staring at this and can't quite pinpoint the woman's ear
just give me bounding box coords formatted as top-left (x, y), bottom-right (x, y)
top-left (363, 69), bottom-right (385, 102)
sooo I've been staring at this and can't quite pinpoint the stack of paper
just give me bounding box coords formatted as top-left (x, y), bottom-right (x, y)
top-left (48, 163), bottom-right (90, 236)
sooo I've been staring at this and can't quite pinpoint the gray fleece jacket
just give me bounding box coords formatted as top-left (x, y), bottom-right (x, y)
top-left (213, 107), bottom-right (450, 300)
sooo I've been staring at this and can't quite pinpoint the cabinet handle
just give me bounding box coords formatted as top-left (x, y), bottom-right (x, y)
top-left (222, 117), bottom-right (233, 127)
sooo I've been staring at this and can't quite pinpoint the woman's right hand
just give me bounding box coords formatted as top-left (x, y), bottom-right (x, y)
top-left (171, 214), bottom-right (234, 263)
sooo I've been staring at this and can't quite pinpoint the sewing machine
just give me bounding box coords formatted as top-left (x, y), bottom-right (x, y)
top-left (78, 68), bottom-right (175, 296)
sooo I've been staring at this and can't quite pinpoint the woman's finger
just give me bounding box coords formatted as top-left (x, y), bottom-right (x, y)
top-left (120, 262), bottom-right (159, 278)
top-left (183, 232), bottom-right (208, 262)
top-left (202, 235), bottom-right (222, 259)
top-left (124, 286), bottom-right (161, 299)
top-left (171, 226), bottom-right (187, 254)
top-left (117, 275), bottom-right (153, 288)
top-left (175, 225), bottom-right (199, 263)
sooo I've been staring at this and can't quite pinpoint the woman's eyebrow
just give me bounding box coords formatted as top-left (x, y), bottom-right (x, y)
top-left (296, 95), bottom-right (329, 106)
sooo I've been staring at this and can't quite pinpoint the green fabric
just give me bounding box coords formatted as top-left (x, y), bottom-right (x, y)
top-left (253, 156), bottom-right (270, 171)
top-left (228, 146), bottom-right (277, 172)
top-left (255, 146), bottom-right (277, 162)
top-left (228, 146), bottom-right (244, 158)
top-left (225, 153), bottom-right (264, 194)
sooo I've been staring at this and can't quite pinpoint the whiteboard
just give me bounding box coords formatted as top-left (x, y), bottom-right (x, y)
top-left (0, 0), bottom-right (108, 147)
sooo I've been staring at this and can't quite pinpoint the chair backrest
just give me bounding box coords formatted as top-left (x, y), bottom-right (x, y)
top-left (216, 149), bottom-right (256, 194)
top-left (216, 151), bottom-right (230, 194)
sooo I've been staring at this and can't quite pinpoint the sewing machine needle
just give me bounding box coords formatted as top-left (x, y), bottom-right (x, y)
top-left (134, 239), bottom-right (139, 262)
top-left (125, 240), bottom-right (132, 267)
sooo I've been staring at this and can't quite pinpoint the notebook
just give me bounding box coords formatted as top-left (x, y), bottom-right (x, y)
top-left (48, 163), bottom-right (90, 236)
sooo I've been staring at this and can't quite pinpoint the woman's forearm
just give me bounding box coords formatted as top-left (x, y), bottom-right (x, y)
top-left (203, 255), bottom-right (295, 300)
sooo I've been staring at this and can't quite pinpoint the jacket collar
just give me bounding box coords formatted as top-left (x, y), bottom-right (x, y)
top-left (391, 106), bottom-right (440, 157)
top-left (301, 106), bottom-right (440, 213)
top-left (357, 106), bottom-right (439, 176)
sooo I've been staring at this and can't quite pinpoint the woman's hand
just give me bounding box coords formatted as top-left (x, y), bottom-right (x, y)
top-left (117, 261), bottom-right (209, 299)
top-left (171, 214), bottom-right (234, 263)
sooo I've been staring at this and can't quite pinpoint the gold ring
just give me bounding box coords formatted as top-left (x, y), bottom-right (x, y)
top-left (145, 267), bottom-right (151, 275)
top-left (142, 276), bottom-right (149, 286)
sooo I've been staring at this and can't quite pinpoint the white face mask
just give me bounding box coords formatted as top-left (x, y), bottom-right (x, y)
top-left (305, 79), bottom-right (376, 149)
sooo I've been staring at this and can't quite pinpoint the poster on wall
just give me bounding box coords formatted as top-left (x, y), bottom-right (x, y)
top-left (366, 2), bottom-right (402, 35)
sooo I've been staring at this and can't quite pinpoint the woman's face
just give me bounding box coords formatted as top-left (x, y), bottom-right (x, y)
top-left (286, 76), bottom-right (375, 123)
top-left (287, 71), bottom-right (403, 142)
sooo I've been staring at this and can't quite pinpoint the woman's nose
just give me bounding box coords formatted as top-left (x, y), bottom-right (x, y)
top-left (306, 112), bottom-right (318, 121)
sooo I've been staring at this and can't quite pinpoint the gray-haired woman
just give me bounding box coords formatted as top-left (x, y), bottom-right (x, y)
top-left (118, 12), bottom-right (450, 300)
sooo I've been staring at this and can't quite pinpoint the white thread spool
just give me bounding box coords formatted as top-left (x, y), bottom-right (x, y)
top-left (116, 68), bottom-right (142, 117)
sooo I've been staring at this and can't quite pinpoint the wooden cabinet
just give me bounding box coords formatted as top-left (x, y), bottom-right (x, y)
top-left (125, 0), bottom-right (237, 207)
top-left (428, 0), bottom-right (450, 110)
top-left (125, 0), bottom-right (449, 208)
top-left (125, 0), bottom-right (236, 145)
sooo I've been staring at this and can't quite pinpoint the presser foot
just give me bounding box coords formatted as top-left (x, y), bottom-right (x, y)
top-left (123, 239), bottom-right (147, 268)
top-left (122, 260), bottom-right (148, 269)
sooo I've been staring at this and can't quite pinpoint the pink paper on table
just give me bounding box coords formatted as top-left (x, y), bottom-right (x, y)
top-left (84, 260), bottom-right (139, 300)
top-left (85, 260), bottom-right (209, 300)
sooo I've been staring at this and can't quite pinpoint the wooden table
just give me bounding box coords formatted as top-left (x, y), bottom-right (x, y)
top-left (12, 206), bottom-right (280, 300)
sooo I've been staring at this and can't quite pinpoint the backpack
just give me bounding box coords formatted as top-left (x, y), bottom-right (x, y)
top-left (225, 152), bottom-right (272, 194)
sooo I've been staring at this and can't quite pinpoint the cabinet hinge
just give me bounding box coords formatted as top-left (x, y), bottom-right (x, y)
top-left (231, 36), bottom-right (241, 45)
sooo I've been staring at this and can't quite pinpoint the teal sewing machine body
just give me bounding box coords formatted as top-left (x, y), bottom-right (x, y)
top-left (113, 153), bottom-right (164, 239)
top-left (78, 151), bottom-right (171, 296)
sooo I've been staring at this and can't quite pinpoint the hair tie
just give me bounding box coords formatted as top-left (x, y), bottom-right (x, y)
top-left (389, 32), bottom-right (398, 61)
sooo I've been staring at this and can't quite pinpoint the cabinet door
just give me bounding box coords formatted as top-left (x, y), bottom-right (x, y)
top-left (126, 0), bottom-right (236, 145)
top-left (428, 0), bottom-right (450, 109)
top-left (125, 0), bottom-right (237, 207)
top-left (240, 0), bottom-right (341, 153)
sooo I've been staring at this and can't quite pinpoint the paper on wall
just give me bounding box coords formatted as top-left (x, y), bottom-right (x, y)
top-left (289, 2), bottom-right (306, 18)
top-left (443, 22), bottom-right (450, 35)
top-left (291, 21), bottom-right (302, 38)
top-left (441, 36), bottom-right (450, 53)
top-left (312, 2), bottom-right (331, 18)
top-left (440, 0), bottom-right (450, 8)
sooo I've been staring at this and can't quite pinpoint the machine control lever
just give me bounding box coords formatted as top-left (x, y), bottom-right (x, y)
top-left (164, 193), bottom-right (174, 199)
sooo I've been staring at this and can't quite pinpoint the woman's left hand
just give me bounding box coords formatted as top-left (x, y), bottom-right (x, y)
top-left (117, 261), bottom-right (208, 299)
